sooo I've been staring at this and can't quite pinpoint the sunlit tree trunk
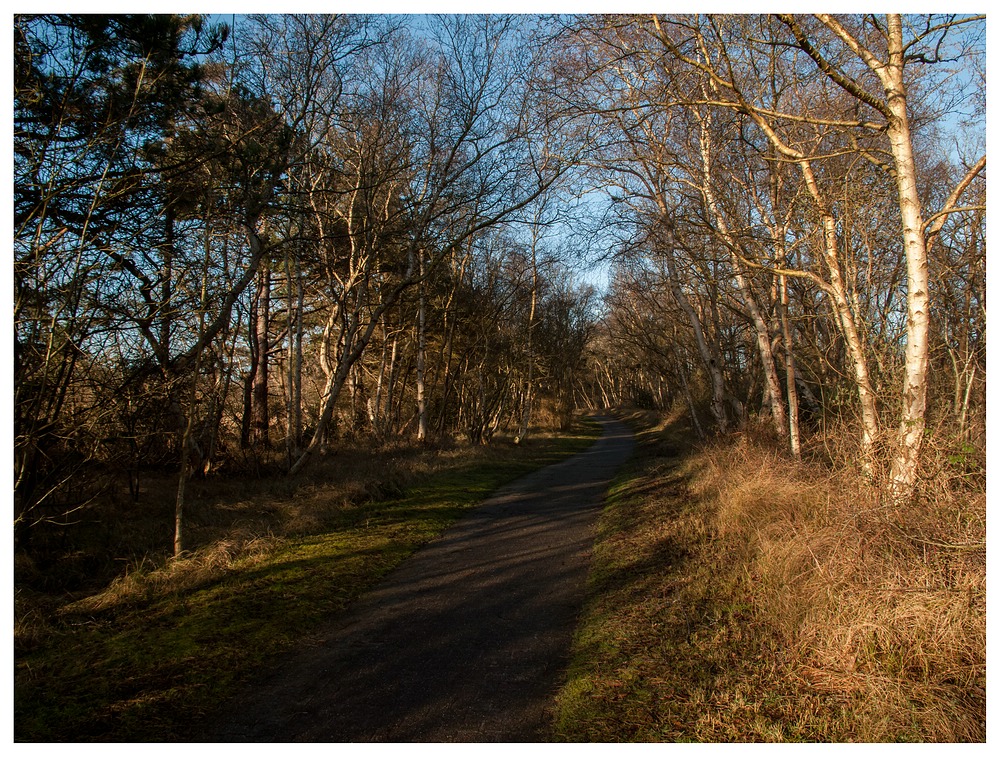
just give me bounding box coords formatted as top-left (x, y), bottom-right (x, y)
top-left (662, 227), bottom-right (729, 433)
top-left (836, 14), bottom-right (931, 500)
top-left (804, 158), bottom-right (881, 466)
top-left (695, 106), bottom-right (787, 437)
top-left (416, 250), bottom-right (428, 442)
top-left (778, 275), bottom-right (801, 458)
top-left (251, 260), bottom-right (271, 445)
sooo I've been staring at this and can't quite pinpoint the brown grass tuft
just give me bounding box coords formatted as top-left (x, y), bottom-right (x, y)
top-left (699, 426), bottom-right (986, 741)
top-left (61, 531), bottom-right (284, 615)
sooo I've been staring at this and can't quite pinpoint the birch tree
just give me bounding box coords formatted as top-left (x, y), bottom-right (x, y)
top-left (774, 13), bottom-right (986, 497)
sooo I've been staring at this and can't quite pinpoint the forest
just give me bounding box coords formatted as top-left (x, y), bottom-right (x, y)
top-left (14, 13), bottom-right (985, 742)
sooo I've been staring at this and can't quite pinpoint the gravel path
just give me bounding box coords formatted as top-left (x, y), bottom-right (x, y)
top-left (204, 416), bottom-right (634, 742)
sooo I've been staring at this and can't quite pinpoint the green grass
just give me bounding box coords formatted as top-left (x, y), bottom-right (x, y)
top-left (15, 421), bottom-right (600, 742)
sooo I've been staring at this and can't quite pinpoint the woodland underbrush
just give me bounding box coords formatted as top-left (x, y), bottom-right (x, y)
top-left (15, 439), bottom-right (439, 614)
top-left (555, 409), bottom-right (985, 742)
top-left (15, 421), bottom-right (599, 741)
top-left (16, 427), bottom-right (581, 641)
top-left (21, 435), bottom-right (505, 587)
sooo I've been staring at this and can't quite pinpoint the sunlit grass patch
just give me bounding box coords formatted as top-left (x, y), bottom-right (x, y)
top-left (553, 412), bottom-right (985, 743)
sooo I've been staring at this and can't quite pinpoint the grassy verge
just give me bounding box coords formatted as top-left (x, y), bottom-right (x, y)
top-left (553, 411), bottom-right (985, 742)
top-left (14, 420), bottom-right (600, 742)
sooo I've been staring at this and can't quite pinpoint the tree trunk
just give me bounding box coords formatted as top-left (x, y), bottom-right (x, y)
top-left (174, 226), bottom-right (213, 557)
top-left (160, 206), bottom-right (175, 356)
top-left (779, 274), bottom-right (802, 458)
top-left (663, 231), bottom-right (729, 433)
top-left (285, 252), bottom-right (304, 463)
top-left (174, 401), bottom-right (194, 557)
top-left (878, 15), bottom-right (930, 501)
top-left (251, 260), bottom-right (270, 445)
top-left (517, 245), bottom-right (538, 443)
top-left (694, 110), bottom-right (788, 437)
top-left (416, 251), bottom-right (428, 442)
top-left (799, 156), bottom-right (881, 466)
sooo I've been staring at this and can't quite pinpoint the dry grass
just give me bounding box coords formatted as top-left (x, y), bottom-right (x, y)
top-left (61, 533), bottom-right (283, 615)
top-left (705, 427), bottom-right (986, 741)
top-left (48, 441), bottom-right (539, 618)
top-left (555, 411), bottom-right (985, 742)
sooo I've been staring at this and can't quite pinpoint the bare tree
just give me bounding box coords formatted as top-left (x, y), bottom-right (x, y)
top-left (775, 13), bottom-right (986, 496)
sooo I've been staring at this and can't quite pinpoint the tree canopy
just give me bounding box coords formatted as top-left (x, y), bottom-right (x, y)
top-left (13, 13), bottom-right (986, 552)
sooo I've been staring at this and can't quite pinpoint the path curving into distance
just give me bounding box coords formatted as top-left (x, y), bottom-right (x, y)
top-left (205, 415), bottom-right (634, 742)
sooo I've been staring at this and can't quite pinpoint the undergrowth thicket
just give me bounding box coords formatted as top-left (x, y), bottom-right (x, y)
top-left (554, 409), bottom-right (985, 742)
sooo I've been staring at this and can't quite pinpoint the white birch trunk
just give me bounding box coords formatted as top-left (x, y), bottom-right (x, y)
top-left (879, 16), bottom-right (931, 501)
top-left (695, 112), bottom-right (788, 437)
top-left (779, 274), bottom-right (802, 459)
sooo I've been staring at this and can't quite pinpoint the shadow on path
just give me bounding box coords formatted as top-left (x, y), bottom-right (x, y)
top-left (205, 416), bottom-right (634, 742)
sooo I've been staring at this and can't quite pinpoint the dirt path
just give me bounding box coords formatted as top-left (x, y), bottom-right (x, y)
top-left (204, 416), bottom-right (634, 742)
